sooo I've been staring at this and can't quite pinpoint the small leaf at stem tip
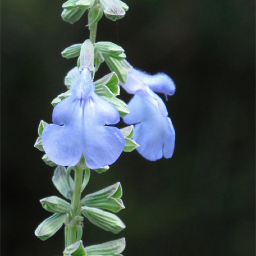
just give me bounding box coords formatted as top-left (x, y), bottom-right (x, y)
top-left (81, 206), bottom-right (126, 234)
top-left (40, 196), bottom-right (71, 214)
top-left (34, 136), bottom-right (44, 152)
top-left (81, 182), bottom-right (125, 213)
top-left (103, 55), bottom-right (128, 84)
top-left (80, 39), bottom-right (94, 72)
top-left (123, 138), bottom-right (139, 152)
top-left (63, 240), bottom-right (87, 256)
top-left (85, 238), bottom-right (125, 256)
top-left (62, 7), bottom-right (86, 24)
top-left (120, 125), bottom-right (134, 139)
top-left (100, 0), bottom-right (125, 21)
top-left (51, 90), bottom-right (71, 107)
top-left (65, 67), bottom-right (80, 89)
top-left (61, 44), bottom-right (82, 59)
top-left (52, 166), bottom-right (74, 200)
top-left (94, 165), bottom-right (109, 174)
top-left (42, 154), bottom-right (57, 167)
top-left (101, 96), bottom-right (129, 117)
top-left (35, 213), bottom-right (67, 241)
top-left (38, 120), bottom-right (48, 136)
top-left (87, 6), bottom-right (103, 27)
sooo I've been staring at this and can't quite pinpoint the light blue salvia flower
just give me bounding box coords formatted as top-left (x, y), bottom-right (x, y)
top-left (121, 67), bottom-right (176, 161)
top-left (42, 67), bottom-right (125, 169)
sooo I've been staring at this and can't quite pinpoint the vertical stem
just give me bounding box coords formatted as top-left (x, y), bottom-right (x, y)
top-left (89, 2), bottom-right (99, 44)
top-left (89, 21), bottom-right (98, 44)
top-left (67, 166), bottom-right (84, 246)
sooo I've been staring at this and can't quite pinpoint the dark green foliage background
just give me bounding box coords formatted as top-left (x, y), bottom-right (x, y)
top-left (2, 0), bottom-right (254, 255)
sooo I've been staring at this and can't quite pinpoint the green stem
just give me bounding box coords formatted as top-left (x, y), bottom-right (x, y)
top-left (67, 166), bottom-right (84, 246)
top-left (89, 3), bottom-right (99, 44)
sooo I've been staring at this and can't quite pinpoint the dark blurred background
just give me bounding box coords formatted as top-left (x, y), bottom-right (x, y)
top-left (2, 0), bottom-right (255, 255)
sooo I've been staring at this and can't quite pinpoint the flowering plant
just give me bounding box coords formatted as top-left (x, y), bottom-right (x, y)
top-left (34, 0), bottom-right (176, 254)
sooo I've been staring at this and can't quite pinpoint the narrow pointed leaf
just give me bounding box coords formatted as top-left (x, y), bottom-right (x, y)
top-left (85, 238), bottom-right (125, 256)
top-left (120, 125), bottom-right (134, 139)
top-left (42, 154), bottom-right (57, 167)
top-left (40, 196), bottom-right (71, 213)
top-left (95, 42), bottom-right (124, 58)
top-left (34, 136), bottom-right (44, 151)
top-left (123, 138), bottom-right (139, 152)
top-left (62, 44), bottom-right (82, 59)
top-left (38, 120), bottom-right (48, 136)
top-left (62, 8), bottom-right (86, 24)
top-left (81, 182), bottom-right (124, 213)
top-left (35, 213), bottom-right (66, 241)
top-left (52, 166), bottom-right (74, 200)
top-left (81, 206), bottom-right (125, 234)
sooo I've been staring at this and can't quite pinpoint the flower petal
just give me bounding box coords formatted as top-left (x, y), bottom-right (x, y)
top-left (123, 95), bottom-right (175, 161)
top-left (42, 68), bottom-right (125, 169)
top-left (131, 69), bottom-right (176, 98)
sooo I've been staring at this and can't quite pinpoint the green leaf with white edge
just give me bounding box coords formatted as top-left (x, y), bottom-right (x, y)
top-left (62, 0), bottom-right (79, 9)
top-left (100, 0), bottom-right (125, 21)
top-left (103, 55), bottom-right (128, 84)
top-left (94, 72), bottom-right (119, 97)
top-left (65, 67), bottom-right (80, 89)
top-left (40, 196), bottom-right (71, 214)
top-left (76, 0), bottom-right (95, 10)
top-left (64, 240), bottom-right (87, 256)
top-left (81, 182), bottom-right (124, 213)
top-left (80, 39), bottom-right (94, 72)
top-left (95, 42), bottom-right (125, 58)
top-left (94, 166), bottom-right (109, 174)
top-left (81, 206), bottom-right (125, 234)
top-left (120, 125), bottom-right (134, 139)
top-left (101, 96), bottom-right (129, 117)
top-left (124, 138), bottom-right (139, 152)
top-left (38, 120), bottom-right (48, 136)
top-left (87, 5), bottom-right (103, 27)
top-left (118, 0), bottom-right (129, 11)
top-left (42, 154), bottom-right (57, 167)
top-left (51, 90), bottom-right (71, 107)
top-left (34, 136), bottom-right (44, 152)
top-left (52, 166), bottom-right (74, 200)
top-left (62, 8), bottom-right (86, 24)
top-left (62, 44), bottom-right (82, 59)
top-left (95, 84), bottom-right (114, 98)
top-left (35, 213), bottom-right (67, 241)
top-left (85, 238), bottom-right (125, 256)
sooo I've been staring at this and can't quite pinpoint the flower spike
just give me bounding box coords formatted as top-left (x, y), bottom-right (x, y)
top-left (42, 67), bottom-right (125, 169)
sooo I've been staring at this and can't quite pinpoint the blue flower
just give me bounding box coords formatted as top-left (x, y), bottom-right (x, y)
top-left (42, 67), bottom-right (125, 169)
top-left (122, 67), bottom-right (175, 161)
